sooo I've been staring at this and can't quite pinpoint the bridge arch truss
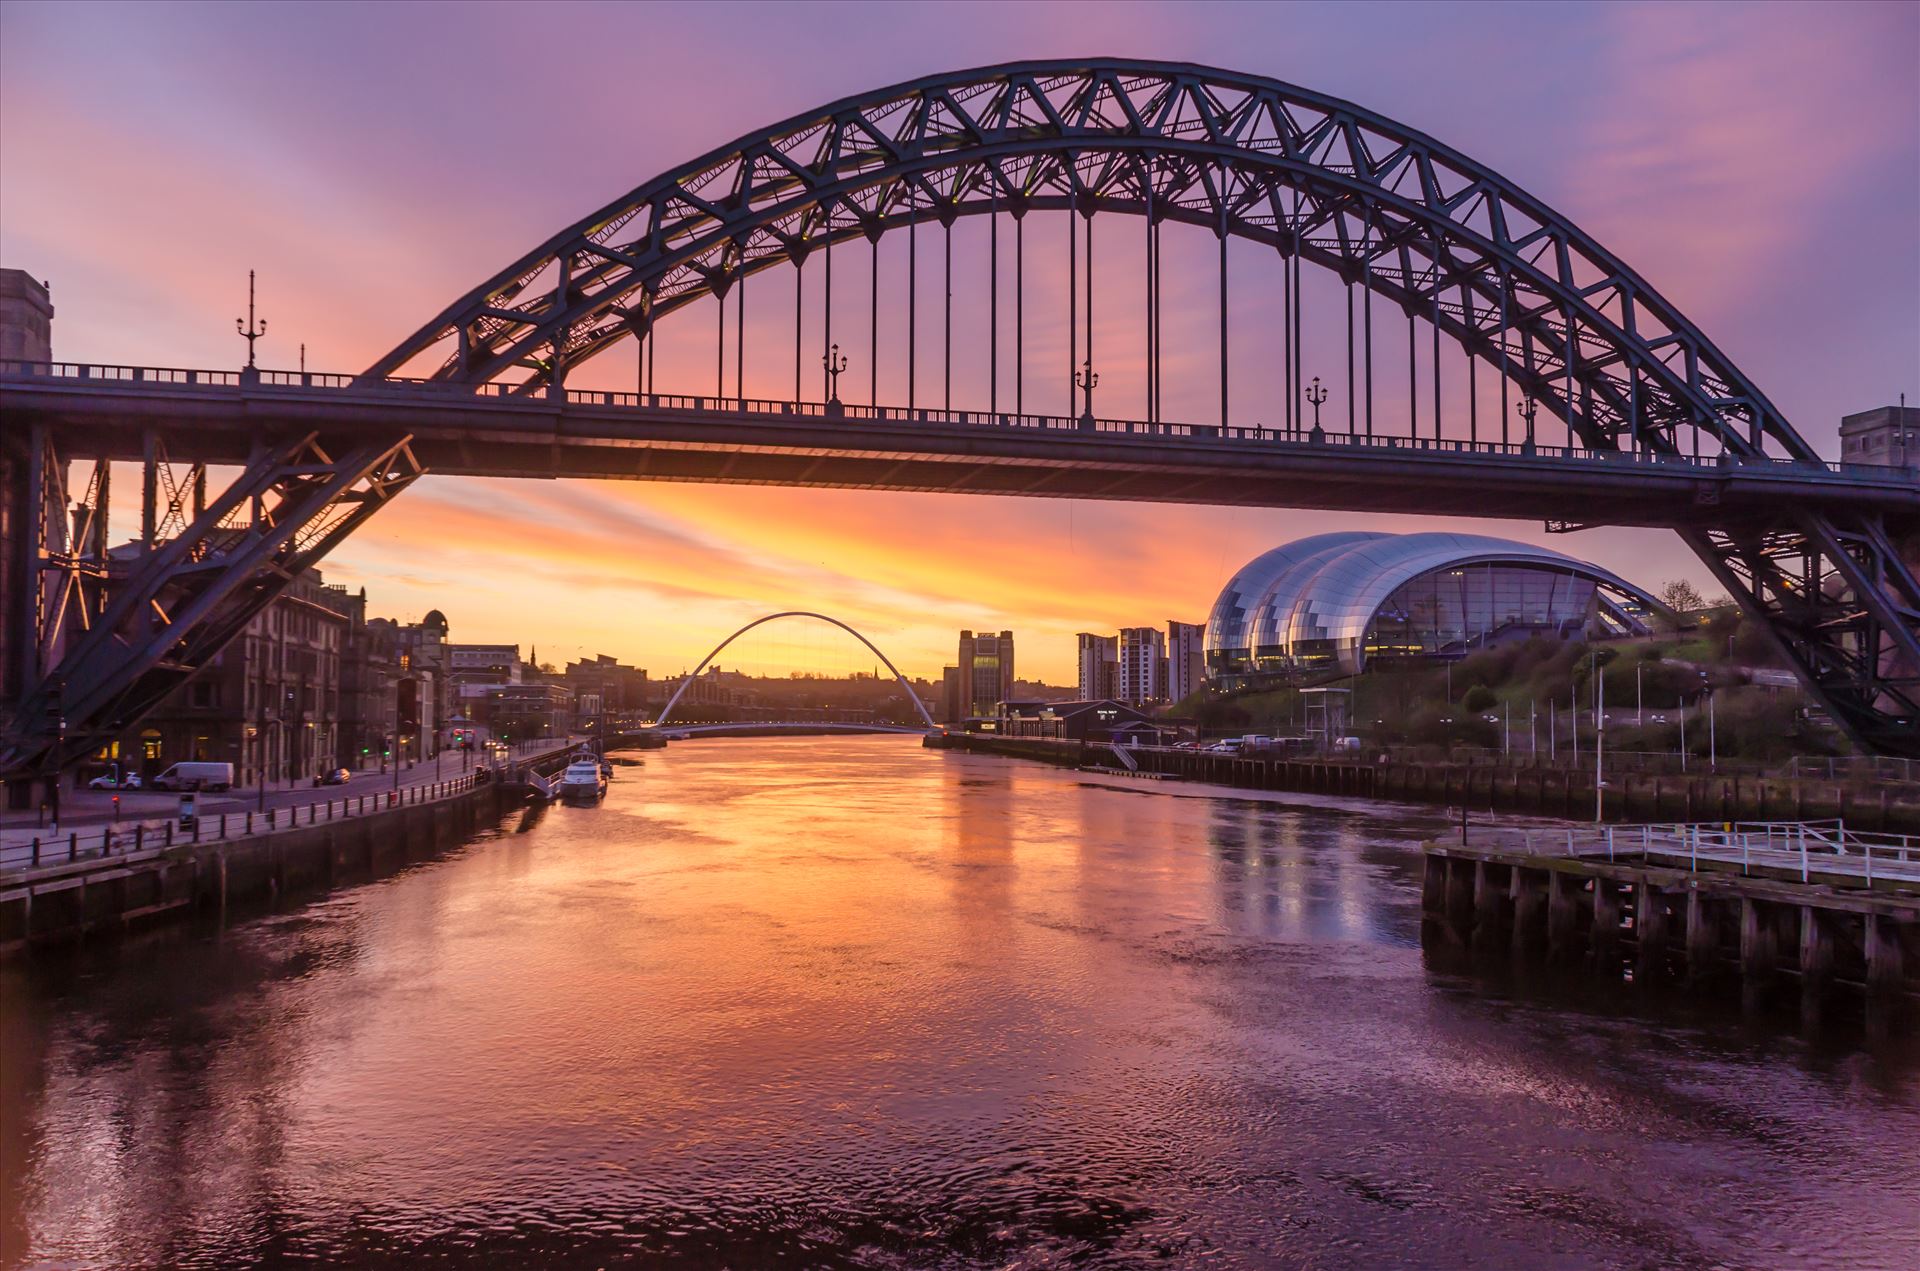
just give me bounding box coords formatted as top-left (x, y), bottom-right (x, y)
top-left (3, 63), bottom-right (1913, 773)
top-left (372, 59), bottom-right (1917, 754)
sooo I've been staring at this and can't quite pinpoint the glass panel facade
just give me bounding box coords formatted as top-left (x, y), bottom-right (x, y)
top-left (1205, 533), bottom-right (1662, 683)
top-left (1362, 566), bottom-right (1596, 662)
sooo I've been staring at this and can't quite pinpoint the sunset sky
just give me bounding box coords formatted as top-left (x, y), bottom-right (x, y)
top-left (3, 1), bottom-right (1915, 684)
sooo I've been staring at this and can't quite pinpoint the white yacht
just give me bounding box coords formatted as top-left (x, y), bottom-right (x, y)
top-left (558, 750), bottom-right (608, 801)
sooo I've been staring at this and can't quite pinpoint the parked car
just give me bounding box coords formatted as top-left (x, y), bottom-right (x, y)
top-left (313, 768), bottom-right (351, 787)
top-left (149, 761), bottom-right (235, 792)
top-left (87, 772), bottom-right (142, 791)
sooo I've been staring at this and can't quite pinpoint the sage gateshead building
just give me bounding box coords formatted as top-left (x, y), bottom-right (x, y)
top-left (1204, 532), bottom-right (1668, 686)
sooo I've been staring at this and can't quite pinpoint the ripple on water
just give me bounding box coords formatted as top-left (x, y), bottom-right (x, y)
top-left (3, 737), bottom-right (1916, 1269)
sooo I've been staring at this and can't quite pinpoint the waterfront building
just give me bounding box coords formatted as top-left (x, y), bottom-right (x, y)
top-left (957, 630), bottom-right (1015, 719)
top-left (565, 654), bottom-right (650, 728)
top-left (995, 698), bottom-right (1181, 745)
top-left (483, 683), bottom-right (572, 743)
top-left (340, 592), bottom-right (396, 767)
top-left (1076, 633), bottom-right (1118, 701)
top-left (941, 666), bottom-right (962, 724)
top-left (449, 642), bottom-right (522, 715)
top-left (1166, 621), bottom-right (1205, 702)
top-left (1204, 531), bottom-right (1668, 686)
top-left (659, 666), bottom-right (759, 717)
top-left (1117, 627), bottom-right (1166, 705)
top-left (399, 609), bottom-right (453, 742)
top-left (115, 568), bottom-right (354, 784)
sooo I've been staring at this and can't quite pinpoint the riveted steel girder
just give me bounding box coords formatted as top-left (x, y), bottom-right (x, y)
top-left (368, 59), bottom-right (1811, 467)
top-left (0, 432), bottom-right (422, 777)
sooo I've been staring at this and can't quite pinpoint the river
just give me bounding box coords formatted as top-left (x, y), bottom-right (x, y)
top-left (3, 736), bottom-right (1916, 1268)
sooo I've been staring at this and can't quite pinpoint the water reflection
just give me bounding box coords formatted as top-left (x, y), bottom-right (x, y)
top-left (3, 736), bottom-right (1916, 1268)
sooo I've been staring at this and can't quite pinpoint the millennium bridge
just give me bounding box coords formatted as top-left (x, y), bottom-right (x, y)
top-left (3, 59), bottom-right (1916, 789)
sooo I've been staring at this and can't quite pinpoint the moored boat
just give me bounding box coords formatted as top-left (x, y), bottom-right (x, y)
top-left (558, 750), bottom-right (608, 800)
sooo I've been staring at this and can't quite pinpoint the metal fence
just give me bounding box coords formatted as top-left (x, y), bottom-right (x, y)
top-left (1391, 745), bottom-right (1917, 783)
top-left (1486, 819), bottom-right (1920, 886)
top-left (0, 774), bottom-right (483, 873)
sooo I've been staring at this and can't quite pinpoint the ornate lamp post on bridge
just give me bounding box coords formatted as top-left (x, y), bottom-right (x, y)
top-left (823, 343), bottom-right (847, 413)
top-left (1074, 357), bottom-right (1099, 427)
top-left (1516, 393), bottom-right (1539, 455)
top-left (235, 270), bottom-right (267, 377)
top-left (1304, 375), bottom-right (1328, 442)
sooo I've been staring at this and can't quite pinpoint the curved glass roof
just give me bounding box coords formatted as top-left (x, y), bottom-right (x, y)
top-left (1204, 532), bottom-right (1384, 662)
top-left (1206, 532), bottom-right (1666, 674)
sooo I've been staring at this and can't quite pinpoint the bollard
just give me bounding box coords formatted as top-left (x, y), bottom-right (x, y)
top-left (31, 837), bottom-right (40, 867)
top-left (246, 812), bottom-right (254, 835)
top-left (69, 831), bottom-right (78, 861)
top-left (135, 824), bottom-right (144, 853)
top-left (165, 821), bottom-right (174, 846)
top-left (220, 813), bottom-right (227, 839)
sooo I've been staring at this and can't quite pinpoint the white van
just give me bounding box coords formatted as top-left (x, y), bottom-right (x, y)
top-left (150, 761), bottom-right (235, 792)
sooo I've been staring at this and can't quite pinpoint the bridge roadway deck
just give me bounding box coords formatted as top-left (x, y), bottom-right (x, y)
top-left (6, 365), bottom-right (1916, 527)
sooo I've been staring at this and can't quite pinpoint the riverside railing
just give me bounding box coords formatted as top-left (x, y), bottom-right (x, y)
top-left (1489, 819), bottom-right (1920, 886)
top-left (1, 773), bottom-right (484, 874)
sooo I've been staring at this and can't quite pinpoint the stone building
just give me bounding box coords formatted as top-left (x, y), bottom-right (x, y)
top-left (564, 654), bottom-right (649, 726)
top-left (120, 570), bottom-right (353, 785)
top-left (1839, 405), bottom-right (1917, 469)
top-left (483, 683), bottom-right (572, 743)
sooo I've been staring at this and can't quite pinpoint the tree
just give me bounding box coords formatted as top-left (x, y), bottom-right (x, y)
top-left (1659, 579), bottom-right (1706, 613)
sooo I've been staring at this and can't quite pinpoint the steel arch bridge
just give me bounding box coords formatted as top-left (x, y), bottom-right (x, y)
top-left (1, 58), bottom-right (1916, 779)
top-left (653, 612), bottom-right (937, 731)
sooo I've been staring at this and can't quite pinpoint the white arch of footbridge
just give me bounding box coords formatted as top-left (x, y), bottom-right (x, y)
top-left (654, 611), bottom-right (938, 730)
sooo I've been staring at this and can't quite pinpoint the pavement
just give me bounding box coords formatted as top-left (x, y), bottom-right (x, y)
top-left (1, 738), bottom-right (568, 857)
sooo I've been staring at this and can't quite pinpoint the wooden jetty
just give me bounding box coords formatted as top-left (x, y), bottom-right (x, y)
top-left (1422, 821), bottom-right (1919, 998)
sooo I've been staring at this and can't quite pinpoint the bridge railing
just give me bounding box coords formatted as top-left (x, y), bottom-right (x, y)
top-left (6, 359), bottom-right (1913, 483)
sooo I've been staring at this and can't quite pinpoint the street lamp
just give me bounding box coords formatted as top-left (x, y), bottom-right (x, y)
top-left (822, 343), bottom-right (847, 406)
top-left (1303, 375), bottom-right (1328, 441)
top-left (1516, 393), bottom-right (1539, 453)
top-left (235, 269), bottom-right (267, 370)
top-left (1074, 356), bottom-right (1099, 422)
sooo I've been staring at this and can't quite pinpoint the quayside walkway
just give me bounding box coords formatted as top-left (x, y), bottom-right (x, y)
top-left (0, 741), bottom-right (579, 954)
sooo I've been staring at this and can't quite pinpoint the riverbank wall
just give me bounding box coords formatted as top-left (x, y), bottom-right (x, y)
top-left (0, 772), bottom-right (542, 956)
top-left (932, 734), bottom-right (1920, 833)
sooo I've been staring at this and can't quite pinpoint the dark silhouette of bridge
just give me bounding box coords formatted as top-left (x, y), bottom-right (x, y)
top-left (652, 611), bottom-right (937, 731)
top-left (3, 58), bottom-right (1915, 779)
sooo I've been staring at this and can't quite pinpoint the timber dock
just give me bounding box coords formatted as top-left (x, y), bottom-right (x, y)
top-left (1422, 821), bottom-right (1919, 999)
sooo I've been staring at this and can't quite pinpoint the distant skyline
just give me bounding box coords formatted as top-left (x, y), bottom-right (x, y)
top-left (3, 1), bottom-right (1915, 683)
